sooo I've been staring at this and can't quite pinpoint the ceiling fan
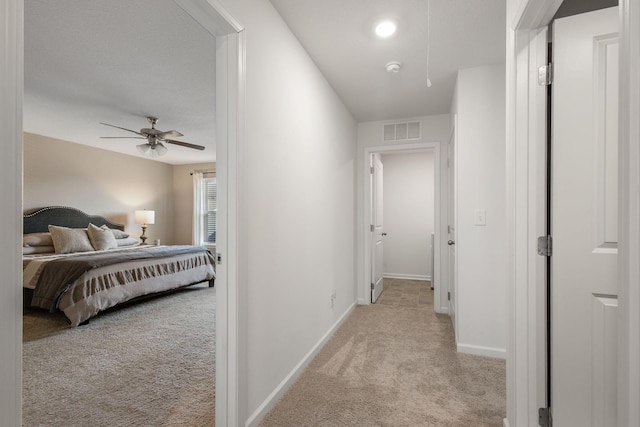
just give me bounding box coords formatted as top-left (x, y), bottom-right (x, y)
top-left (100, 116), bottom-right (205, 158)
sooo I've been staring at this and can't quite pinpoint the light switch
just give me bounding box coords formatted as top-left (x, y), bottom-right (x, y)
top-left (475, 209), bottom-right (487, 226)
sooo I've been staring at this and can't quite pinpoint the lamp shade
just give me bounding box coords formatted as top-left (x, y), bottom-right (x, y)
top-left (135, 210), bottom-right (155, 225)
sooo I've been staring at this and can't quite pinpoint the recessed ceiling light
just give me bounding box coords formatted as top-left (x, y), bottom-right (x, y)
top-left (375, 21), bottom-right (396, 38)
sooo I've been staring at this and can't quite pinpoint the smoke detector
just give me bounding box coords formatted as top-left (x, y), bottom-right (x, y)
top-left (386, 61), bottom-right (402, 73)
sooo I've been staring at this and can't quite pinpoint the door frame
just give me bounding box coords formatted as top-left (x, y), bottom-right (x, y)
top-left (447, 116), bottom-right (458, 334)
top-left (0, 0), bottom-right (246, 424)
top-left (362, 142), bottom-right (442, 310)
top-left (505, 1), bottom-right (640, 426)
top-left (174, 1), bottom-right (245, 425)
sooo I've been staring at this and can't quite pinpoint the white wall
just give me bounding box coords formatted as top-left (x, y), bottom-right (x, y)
top-left (215, 0), bottom-right (358, 424)
top-left (357, 114), bottom-right (450, 311)
top-left (451, 64), bottom-right (507, 358)
top-left (381, 151), bottom-right (435, 280)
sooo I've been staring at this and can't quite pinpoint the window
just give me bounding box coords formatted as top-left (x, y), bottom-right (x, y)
top-left (204, 177), bottom-right (217, 244)
top-left (193, 172), bottom-right (216, 246)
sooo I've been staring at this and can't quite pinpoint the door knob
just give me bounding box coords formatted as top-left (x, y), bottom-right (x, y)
top-left (448, 240), bottom-right (455, 245)
top-left (382, 232), bottom-right (387, 236)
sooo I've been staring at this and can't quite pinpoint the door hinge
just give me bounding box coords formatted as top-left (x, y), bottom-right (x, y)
top-left (538, 407), bottom-right (552, 427)
top-left (538, 63), bottom-right (553, 86)
top-left (216, 253), bottom-right (222, 265)
top-left (537, 235), bottom-right (552, 257)
top-left (370, 166), bottom-right (375, 174)
top-left (370, 282), bottom-right (374, 290)
top-left (370, 224), bottom-right (374, 232)
top-left (447, 291), bottom-right (451, 301)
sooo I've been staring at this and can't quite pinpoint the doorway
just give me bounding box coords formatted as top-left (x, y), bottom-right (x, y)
top-left (506, 0), bottom-right (638, 424)
top-left (363, 142), bottom-right (442, 311)
top-left (0, 1), bottom-right (244, 425)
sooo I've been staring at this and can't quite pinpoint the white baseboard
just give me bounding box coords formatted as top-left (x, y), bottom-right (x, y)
top-left (245, 301), bottom-right (357, 427)
top-left (357, 297), bottom-right (368, 305)
top-left (435, 305), bottom-right (449, 314)
top-left (503, 417), bottom-right (510, 427)
top-left (457, 342), bottom-right (506, 360)
top-left (382, 273), bottom-right (431, 281)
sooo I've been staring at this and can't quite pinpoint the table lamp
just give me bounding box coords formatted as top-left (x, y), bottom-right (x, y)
top-left (134, 209), bottom-right (155, 244)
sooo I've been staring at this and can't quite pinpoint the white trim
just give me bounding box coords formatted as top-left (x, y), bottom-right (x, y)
top-left (617, 0), bottom-right (640, 425)
top-left (448, 115), bottom-right (458, 332)
top-left (506, 1), bottom-right (561, 425)
top-left (382, 273), bottom-right (431, 281)
top-left (457, 343), bottom-right (506, 360)
top-left (0, 1), bottom-right (23, 425)
top-left (244, 302), bottom-right (357, 427)
top-left (362, 142), bottom-right (442, 315)
top-left (174, 3), bottom-right (245, 424)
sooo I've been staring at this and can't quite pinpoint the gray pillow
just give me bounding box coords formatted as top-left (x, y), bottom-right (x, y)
top-left (100, 224), bottom-right (130, 239)
top-left (48, 225), bottom-right (94, 254)
top-left (88, 223), bottom-right (118, 251)
top-left (116, 237), bottom-right (139, 247)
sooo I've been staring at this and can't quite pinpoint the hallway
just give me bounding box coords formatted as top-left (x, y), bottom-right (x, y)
top-left (260, 279), bottom-right (506, 426)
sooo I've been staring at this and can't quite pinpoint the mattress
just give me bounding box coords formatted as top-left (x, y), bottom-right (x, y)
top-left (23, 245), bottom-right (216, 326)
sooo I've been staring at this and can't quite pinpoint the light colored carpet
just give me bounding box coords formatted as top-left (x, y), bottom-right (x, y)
top-left (22, 284), bottom-right (215, 427)
top-left (377, 278), bottom-right (433, 308)
top-left (260, 279), bottom-right (505, 427)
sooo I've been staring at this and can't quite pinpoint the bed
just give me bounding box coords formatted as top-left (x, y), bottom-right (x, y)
top-left (23, 206), bottom-right (216, 326)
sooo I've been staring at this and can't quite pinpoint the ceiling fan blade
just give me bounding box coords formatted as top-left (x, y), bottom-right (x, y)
top-left (165, 139), bottom-right (206, 151)
top-left (100, 122), bottom-right (143, 136)
top-left (141, 128), bottom-right (183, 139)
top-left (100, 136), bottom-right (146, 139)
top-left (157, 130), bottom-right (183, 139)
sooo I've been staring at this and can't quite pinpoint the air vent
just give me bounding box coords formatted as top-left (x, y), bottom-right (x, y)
top-left (383, 121), bottom-right (421, 142)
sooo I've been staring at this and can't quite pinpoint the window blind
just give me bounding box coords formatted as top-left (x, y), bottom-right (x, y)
top-left (204, 177), bottom-right (217, 244)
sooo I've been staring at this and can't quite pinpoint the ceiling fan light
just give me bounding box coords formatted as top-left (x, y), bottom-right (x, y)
top-left (155, 143), bottom-right (168, 157)
top-left (136, 143), bottom-right (150, 154)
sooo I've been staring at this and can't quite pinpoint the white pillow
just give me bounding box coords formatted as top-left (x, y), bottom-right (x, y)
top-left (88, 223), bottom-right (118, 251)
top-left (23, 232), bottom-right (54, 247)
top-left (48, 225), bottom-right (94, 254)
top-left (23, 245), bottom-right (55, 255)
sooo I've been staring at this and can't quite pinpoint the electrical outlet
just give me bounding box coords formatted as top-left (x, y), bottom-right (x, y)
top-left (330, 290), bottom-right (336, 309)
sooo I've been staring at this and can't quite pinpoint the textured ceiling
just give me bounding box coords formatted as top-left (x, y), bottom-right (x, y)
top-left (270, 0), bottom-right (506, 121)
top-left (24, 0), bottom-right (217, 165)
top-left (24, 0), bottom-right (506, 164)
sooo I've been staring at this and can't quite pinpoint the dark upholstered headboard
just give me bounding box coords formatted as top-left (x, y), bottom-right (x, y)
top-left (23, 206), bottom-right (125, 234)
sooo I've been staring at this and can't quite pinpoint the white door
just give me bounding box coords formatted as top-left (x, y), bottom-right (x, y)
top-left (447, 119), bottom-right (456, 331)
top-left (371, 153), bottom-right (385, 303)
top-left (551, 7), bottom-right (619, 426)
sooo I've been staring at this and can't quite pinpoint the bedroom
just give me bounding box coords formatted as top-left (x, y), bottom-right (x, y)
top-left (21, 0), bottom-right (220, 424)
